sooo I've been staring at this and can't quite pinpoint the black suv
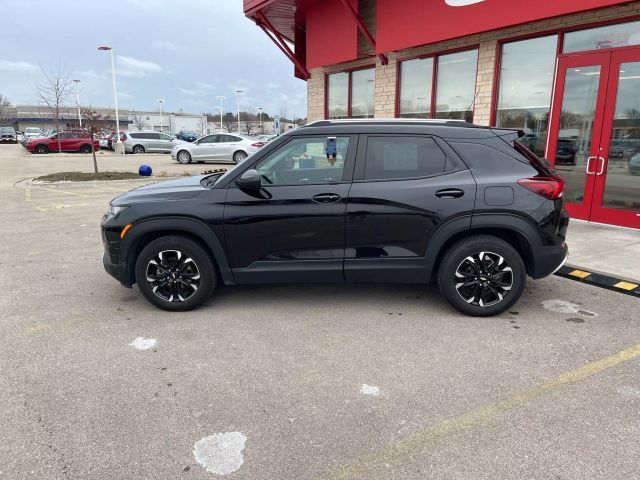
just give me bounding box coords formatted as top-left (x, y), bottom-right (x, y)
top-left (102, 120), bottom-right (569, 316)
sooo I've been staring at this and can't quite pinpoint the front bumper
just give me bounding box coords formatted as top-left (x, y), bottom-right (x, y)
top-left (101, 223), bottom-right (131, 286)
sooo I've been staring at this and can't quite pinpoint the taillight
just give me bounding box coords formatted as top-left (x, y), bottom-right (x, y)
top-left (251, 142), bottom-right (265, 148)
top-left (517, 175), bottom-right (565, 200)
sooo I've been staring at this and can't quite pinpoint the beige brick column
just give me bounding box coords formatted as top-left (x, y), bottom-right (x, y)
top-left (473, 36), bottom-right (498, 126)
top-left (374, 56), bottom-right (397, 118)
top-left (307, 67), bottom-right (325, 122)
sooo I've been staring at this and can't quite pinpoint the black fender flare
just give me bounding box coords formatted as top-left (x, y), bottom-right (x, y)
top-left (423, 213), bottom-right (544, 279)
top-left (121, 216), bottom-right (234, 286)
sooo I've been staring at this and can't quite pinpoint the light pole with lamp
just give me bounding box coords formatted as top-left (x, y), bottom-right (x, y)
top-left (258, 107), bottom-right (263, 132)
top-left (216, 95), bottom-right (225, 133)
top-left (73, 79), bottom-right (82, 128)
top-left (98, 46), bottom-right (122, 153)
top-left (235, 90), bottom-right (244, 132)
top-left (157, 99), bottom-right (165, 132)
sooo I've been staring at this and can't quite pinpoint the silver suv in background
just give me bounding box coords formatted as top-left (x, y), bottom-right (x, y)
top-left (122, 131), bottom-right (187, 154)
top-left (170, 133), bottom-right (264, 164)
top-left (0, 127), bottom-right (17, 143)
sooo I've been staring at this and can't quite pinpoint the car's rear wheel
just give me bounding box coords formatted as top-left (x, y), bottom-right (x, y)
top-left (233, 150), bottom-right (248, 163)
top-left (35, 145), bottom-right (49, 154)
top-left (79, 144), bottom-right (92, 154)
top-left (438, 235), bottom-right (526, 317)
top-left (177, 150), bottom-right (192, 164)
top-left (132, 144), bottom-right (145, 154)
top-left (135, 236), bottom-right (217, 312)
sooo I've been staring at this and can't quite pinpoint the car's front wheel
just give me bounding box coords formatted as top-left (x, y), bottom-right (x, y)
top-left (177, 150), bottom-right (192, 164)
top-left (438, 235), bottom-right (526, 317)
top-left (34, 144), bottom-right (49, 154)
top-left (233, 150), bottom-right (248, 163)
top-left (134, 236), bottom-right (217, 311)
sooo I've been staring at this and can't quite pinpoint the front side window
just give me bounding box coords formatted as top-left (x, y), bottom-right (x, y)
top-left (198, 135), bottom-right (217, 144)
top-left (327, 68), bottom-right (374, 119)
top-left (364, 136), bottom-right (447, 181)
top-left (255, 137), bottom-right (350, 186)
top-left (159, 133), bottom-right (173, 140)
top-left (495, 35), bottom-right (558, 157)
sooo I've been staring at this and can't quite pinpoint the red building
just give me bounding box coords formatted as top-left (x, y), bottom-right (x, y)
top-left (244, 0), bottom-right (640, 229)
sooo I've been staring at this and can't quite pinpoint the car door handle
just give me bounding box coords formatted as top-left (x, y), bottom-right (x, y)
top-left (435, 189), bottom-right (465, 199)
top-left (312, 193), bottom-right (341, 203)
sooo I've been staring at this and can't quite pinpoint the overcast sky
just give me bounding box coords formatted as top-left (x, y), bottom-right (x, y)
top-left (0, 0), bottom-right (307, 118)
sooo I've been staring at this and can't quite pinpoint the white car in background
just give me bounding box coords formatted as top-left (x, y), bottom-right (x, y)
top-left (171, 133), bottom-right (265, 164)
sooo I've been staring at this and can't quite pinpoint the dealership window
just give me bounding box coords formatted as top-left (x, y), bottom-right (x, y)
top-left (435, 50), bottom-right (478, 122)
top-left (327, 68), bottom-right (375, 119)
top-left (495, 35), bottom-right (558, 157)
top-left (398, 48), bottom-right (478, 122)
top-left (398, 58), bottom-right (433, 118)
top-left (563, 20), bottom-right (640, 53)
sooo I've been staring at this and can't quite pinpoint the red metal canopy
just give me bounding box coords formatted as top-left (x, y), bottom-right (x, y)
top-left (245, 0), bottom-right (634, 78)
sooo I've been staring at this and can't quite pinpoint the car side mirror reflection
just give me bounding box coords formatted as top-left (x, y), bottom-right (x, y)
top-left (235, 169), bottom-right (262, 191)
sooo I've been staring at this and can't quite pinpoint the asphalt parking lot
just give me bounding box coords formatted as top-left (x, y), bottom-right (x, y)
top-left (1, 144), bottom-right (639, 479)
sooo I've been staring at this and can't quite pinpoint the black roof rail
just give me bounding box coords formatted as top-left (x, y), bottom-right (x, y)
top-left (301, 118), bottom-right (482, 128)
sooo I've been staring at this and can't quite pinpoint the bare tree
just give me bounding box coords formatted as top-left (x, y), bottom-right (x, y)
top-left (0, 94), bottom-right (11, 125)
top-left (35, 65), bottom-right (73, 153)
top-left (131, 110), bottom-right (148, 131)
top-left (80, 107), bottom-right (112, 173)
top-left (279, 105), bottom-right (288, 123)
top-left (241, 106), bottom-right (260, 136)
top-left (222, 112), bottom-right (236, 133)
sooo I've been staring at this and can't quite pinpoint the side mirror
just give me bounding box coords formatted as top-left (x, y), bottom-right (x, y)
top-left (235, 169), bottom-right (262, 191)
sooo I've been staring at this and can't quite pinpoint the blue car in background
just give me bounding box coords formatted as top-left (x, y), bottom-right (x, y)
top-left (176, 131), bottom-right (198, 142)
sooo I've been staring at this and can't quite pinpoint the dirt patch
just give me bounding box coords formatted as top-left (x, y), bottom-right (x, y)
top-left (34, 171), bottom-right (144, 182)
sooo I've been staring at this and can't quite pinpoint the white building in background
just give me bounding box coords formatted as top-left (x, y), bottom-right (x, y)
top-left (129, 110), bottom-right (207, 135)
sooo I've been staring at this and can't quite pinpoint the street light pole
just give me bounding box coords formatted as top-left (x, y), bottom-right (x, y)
top-left (235, 90), bottom-right (243, 132)
top-left (73, 79), bottom-right (82, 128)
top-left (157, 99), bottom-right (165, 132)
top-left (258, 107), bottom-right (262, 132)
top-left (216, 95), bottom-right (225, 133)
top-left (98, 46), bottom-right (122, 153)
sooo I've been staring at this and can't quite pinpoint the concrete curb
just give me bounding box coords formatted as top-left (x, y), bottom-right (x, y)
top-left (555, 264), bottom-right (640, 298)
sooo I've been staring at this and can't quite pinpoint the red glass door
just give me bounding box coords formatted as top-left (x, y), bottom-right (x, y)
top-left (546, 52), bottom-right (611, 222)
top-left (589, 47), bottom-right (640, 229)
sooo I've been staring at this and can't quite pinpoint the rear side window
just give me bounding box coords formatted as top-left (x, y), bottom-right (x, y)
top-left (364, 136), bottom-right (447, 180)
top-left (130, 133), bottom-right (142, 139)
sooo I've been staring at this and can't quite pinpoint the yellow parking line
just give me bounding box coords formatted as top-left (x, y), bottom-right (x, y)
top-left (316, 342), bottom-right (640, 480)
top-left (569, 269), bottom-right (591, 279)
top-left (614, 281), bottom-right (639, 291)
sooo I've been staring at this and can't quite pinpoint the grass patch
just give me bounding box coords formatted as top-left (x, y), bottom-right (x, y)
top-left (34, 171), bottom-right (143, 182)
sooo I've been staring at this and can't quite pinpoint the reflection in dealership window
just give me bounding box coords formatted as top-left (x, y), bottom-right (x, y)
top-left (327, 72), bottom-right (348, 119)
top-left (399, 57), bottom-right (433, 118)
top-left (495, 35), bottom-right (558, 158)
top-left (434, 50), bottom-right (478, 122)
top-left (563, 20), bottom-right (640, 53)
top-left (351, 69), bottom-right (375, 118)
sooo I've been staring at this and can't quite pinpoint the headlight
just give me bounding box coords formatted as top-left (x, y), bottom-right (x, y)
top-left (109, 204), bottom-right (129, 216)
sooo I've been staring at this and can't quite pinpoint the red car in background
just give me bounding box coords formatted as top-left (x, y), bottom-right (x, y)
top-left (26, 131), bottom-right (100, 154)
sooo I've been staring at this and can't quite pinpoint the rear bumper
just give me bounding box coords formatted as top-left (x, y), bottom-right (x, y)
top-left (530, 243), bottom-right (569, 279)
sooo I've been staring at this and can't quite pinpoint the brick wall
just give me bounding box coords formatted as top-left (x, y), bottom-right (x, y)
top-left (307, 0), bottom-right (640, 124)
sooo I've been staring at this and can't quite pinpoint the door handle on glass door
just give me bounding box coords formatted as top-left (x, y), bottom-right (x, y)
top-left (586, 156), bottom-right (598, 174)
top-left (597, 157), bottom-right (607, 175)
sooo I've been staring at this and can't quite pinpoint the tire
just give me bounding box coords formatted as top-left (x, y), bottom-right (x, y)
top-left (35, 144), bottom-right (49, 154)
top-left (79, 144), bottom-right (92, 154)
top-left (176, 150), bottom-right (192, 164)
top-left (134, 235), bottom-right (217, 312)
top-left (437, 235), bottom-right (526, 317)
top-left (132, 144), bottom-right (145, 154)
top-left (233, 150), bottom-right (248, 163)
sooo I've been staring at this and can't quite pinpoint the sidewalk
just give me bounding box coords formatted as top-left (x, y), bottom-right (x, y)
top-left (566, 220), bottom-right (640, 283)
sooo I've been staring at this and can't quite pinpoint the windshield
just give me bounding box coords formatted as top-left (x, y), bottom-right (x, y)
top-left (25, 128), bottom-right (41, 133)
top-left (183, 131), bottom-right (195, 135)
top-left (0, 127), bottom-right (14, 133)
